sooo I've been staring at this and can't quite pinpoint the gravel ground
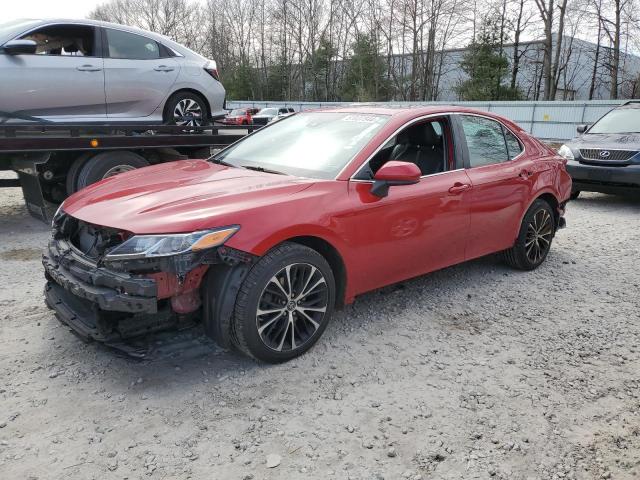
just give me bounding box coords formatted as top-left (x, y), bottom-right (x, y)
top-left (1, 173), bottom-right (639, 480)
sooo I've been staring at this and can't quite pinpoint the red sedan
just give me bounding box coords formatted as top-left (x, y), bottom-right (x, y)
top-left (219, 107), bottom-right (259, 125)
top-left (44, 106), bottom-right (572, 362)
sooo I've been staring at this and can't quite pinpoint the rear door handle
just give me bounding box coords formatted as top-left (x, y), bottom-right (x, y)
top-left (448, 182), bottom-right (471, 195)
top-left (154, 65), bottom-right (174, 72)
top-left (76, 64), bottom-right (102, 72)
top-left (519, 169), bottom-right (533, 179)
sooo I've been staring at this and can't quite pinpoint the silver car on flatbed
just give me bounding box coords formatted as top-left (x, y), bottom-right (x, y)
top-left (0, 19), bottom-right (226, 126)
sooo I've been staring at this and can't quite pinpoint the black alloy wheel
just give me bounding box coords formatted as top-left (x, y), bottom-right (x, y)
top-left (231, 242), bottom-right (335, 363)
top-left (524, 207), bottom-right (554, 264)
top-left (256, 263), bottom-right (329, 352)
top-left (503, 199), bottom-right (556, 270)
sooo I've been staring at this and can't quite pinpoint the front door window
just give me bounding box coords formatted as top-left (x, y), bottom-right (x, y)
top-left (21, 24), bottom-right (96, 57)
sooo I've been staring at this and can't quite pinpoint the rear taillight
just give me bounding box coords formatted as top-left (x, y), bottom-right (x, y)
top-left (204, 61), bottom-right (220, 81)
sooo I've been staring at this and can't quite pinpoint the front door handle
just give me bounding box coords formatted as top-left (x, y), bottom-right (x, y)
top-left (448, 182), bottom-right (471, 195)
top-left (76, 64), bottom-right (102, 72)
top-left (154, 65), bottom-right (174, 72)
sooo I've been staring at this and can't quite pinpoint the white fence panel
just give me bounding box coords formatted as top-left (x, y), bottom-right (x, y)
top-left (226, 100), bottom-right (628, 140)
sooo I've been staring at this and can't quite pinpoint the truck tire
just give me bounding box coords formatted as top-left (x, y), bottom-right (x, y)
top-left (65, 152), bottom-right (94, 195)
top-left (75, 151), bottom-right (149, 191)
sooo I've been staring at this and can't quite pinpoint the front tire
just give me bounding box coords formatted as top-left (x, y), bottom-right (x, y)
top-left (232, 242), bottom-right (335, 363)
top-left (503, 199), bottom-right (556, 270)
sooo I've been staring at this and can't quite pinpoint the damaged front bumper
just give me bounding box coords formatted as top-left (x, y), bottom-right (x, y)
top-left (44, 238), bottom-right (158, 314)
top-left (43, 238), bottom-right (175, 343)
top-left (43, 234), bottom-right (254, 349)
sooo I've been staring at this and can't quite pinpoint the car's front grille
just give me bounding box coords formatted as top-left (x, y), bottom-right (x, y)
top-left (53, 213), bottom-right (126, 260)
top-left (579, 149), bottom-right (637, 161)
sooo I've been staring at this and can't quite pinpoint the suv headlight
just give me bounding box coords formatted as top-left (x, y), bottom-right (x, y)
top-left (104, 226), bottom-right (239, 261)
top-left (558, 144), bottom-right (575, 160)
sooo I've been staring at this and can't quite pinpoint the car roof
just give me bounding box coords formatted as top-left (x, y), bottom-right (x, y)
top-left (620, 101), bottom-right (640, 109)
top-left (302, 105), bottom-right (523, 129)
top-left (1, 18), bottom-right (206, 60)
top-left (14, 18), bottom-right (164, 37)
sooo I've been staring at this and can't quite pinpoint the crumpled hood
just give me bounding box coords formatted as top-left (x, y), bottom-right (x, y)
top-left (569, 133), bottom-right (640, 150)
top-left (63, 160), bottom-right (315, 234)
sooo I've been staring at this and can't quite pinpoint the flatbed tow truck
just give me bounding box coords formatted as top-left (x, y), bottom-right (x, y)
top-left (0, 122), bottom-right (256, 222)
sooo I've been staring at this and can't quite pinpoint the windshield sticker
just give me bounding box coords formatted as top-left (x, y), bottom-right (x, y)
top-left (341, 114), bottom-right (383, 123)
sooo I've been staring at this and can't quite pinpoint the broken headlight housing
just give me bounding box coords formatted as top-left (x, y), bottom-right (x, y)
top-left (51, 202), bottom-right (65, 228)
top-left (103, 226), bottom-right (239, 261)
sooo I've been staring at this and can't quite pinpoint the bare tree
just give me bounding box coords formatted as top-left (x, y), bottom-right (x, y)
top-left (89, 0), bottom-right (639, 102)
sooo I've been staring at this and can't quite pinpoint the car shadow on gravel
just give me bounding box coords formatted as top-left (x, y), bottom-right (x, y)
top-left (40, 237), bottom-right (574, 392)
top-left (42, 254), bottom-right (514, 390)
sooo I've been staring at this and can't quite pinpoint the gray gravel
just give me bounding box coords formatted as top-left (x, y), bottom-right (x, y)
top-left (1, 174), bottom-right (639, 479)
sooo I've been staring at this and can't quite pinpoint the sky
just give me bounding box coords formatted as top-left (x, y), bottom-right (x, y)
top-left (3, 0), bottom-right (101, 22)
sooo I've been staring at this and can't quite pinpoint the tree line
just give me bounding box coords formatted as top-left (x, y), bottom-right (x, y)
top-left (90, 0), bottom-right (640, 101)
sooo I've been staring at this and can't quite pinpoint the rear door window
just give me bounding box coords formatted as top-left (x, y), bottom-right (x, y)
top-left (460, 115), bottom-right (509, 167)
top-left (105, 29), bottom-right (159, 60)
top-left (504, 129), bottom-right (523, 159)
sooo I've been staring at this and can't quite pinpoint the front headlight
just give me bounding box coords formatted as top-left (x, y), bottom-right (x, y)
top-left (558, 144), bottom-right (575, 160)
top-left (104, 226), bottom-right (239, 261)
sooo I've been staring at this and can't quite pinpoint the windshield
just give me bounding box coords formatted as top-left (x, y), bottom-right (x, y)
top-left (0, 19), bottom-right (39, 41)
top-left (212, 111), bottom-right (389, 179)
top-left (229, 109), bottom-right (245, 116)
top-left (257, 108), bottom-right (277, 116)
top-left (589, 107), bottom-right (640, 134)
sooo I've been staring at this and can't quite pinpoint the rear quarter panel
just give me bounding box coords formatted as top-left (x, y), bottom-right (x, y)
top-left (520, 132), bottom-right (572, 214)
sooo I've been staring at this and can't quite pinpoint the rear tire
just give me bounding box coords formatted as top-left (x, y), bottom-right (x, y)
top-left (503, 199), bottom-right (556, 271)
top-left (570, 190), bottom-right (580, 200)
top-left (163, 91), bottom-right (209, 127)
top-left (232, 242), bottom-right (335, 363)
top-left (75, 151), bottom-right (149, 191)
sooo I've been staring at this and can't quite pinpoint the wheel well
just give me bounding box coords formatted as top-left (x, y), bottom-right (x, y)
top-left (164, 88), bottom-right (211, 119)
top-left (537, 193), bottom-right (560, 227)
top-left (287, 236), bottom-right (347, 308)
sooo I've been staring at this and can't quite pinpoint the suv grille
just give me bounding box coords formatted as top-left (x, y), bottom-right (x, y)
top-left (579, 149), bottom-right (637, 161)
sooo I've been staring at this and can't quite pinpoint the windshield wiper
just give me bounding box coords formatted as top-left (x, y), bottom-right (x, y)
top-left (241, 165), bottom-right (286, 175)
top-left (209, 157), bottom-right (236, 167)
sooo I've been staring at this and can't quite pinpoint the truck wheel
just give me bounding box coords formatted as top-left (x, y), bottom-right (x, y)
top-left (231, 242), bottom-right (335, 363)
top-left (66, 152), bottom-right (94, 195)
top-left (75, 151), bottom-right (149, 191)
top-left (164, 92), bottom-right (209, 127)
top-left (503, 199), bottom-right (556, 271)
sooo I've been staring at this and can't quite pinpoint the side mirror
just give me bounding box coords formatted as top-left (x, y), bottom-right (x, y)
top-left (370, 161), bottom-right (421, 198)
top-left (2, 39), bottom-right (37, 55)
top-left (576, 124), bottom-right (588, 134)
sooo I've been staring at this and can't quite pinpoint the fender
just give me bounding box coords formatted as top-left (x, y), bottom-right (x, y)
top-left (519, 187), bottom-right (562, 231)
top-left (226, 223), bottom-right (355, 304)
top-left (238, 223), bottom-right (348, 257)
